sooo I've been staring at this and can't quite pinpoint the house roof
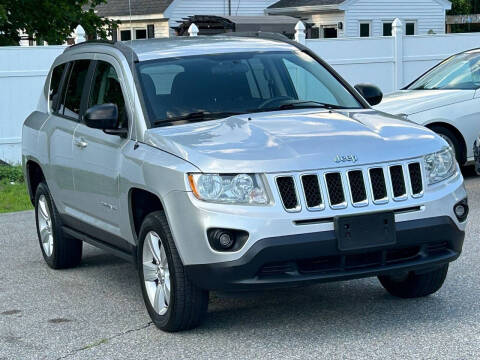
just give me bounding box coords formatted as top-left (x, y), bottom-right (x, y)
top-left (94, 0), bottom-right (174, 17)
top-left (268, 0), bottom-right (344, 9)
top-left (268, 0), bottom-right (450, 10)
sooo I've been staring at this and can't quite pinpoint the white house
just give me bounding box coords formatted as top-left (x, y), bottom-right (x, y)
top-left (266, 0), bottom-right (452, 38)
top-left (94, 0), bottom-right (279, 39)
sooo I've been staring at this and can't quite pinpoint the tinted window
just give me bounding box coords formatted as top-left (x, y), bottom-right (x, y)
top-left (121, 30), bottom-right (131, 41)
top-left (89, 61), bottom-right (127, 129)
top-left (136, 29), bottom-right (147, 39)
top-left (360, 23), bottom-right (370, 37)
top-left (408, 52), bottom-right (480, 90)
top-left (383, 22), bottom-right (392, 36)
top-left (49, 63), bottom-right (66, 112)
top-left (406, 22), bottom-right (415, 36)
top-left (137, 51), bottom-right (362, 126)
top-left (61, 60), bottom-right (91, 119)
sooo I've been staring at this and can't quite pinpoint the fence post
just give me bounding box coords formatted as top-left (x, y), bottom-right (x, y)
top-left (392, 18), bottom-right (403, 90)
top-left (188, 23), bottom-right (199, 37)
top-left (74, 25), bottom-right (86, 44)
top-left (295, 21), bottom-right (306, 45)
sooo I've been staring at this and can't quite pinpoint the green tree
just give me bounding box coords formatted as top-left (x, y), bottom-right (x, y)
top-left (448, 0), bottom-right (473, 15)
top-left (0, 0), bottom-right (116, 46)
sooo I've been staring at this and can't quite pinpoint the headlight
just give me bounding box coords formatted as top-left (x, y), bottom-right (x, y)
top-left (188, 173), bottom-right (269, 205)
top-left (424, 147), bottom-right (456, 185)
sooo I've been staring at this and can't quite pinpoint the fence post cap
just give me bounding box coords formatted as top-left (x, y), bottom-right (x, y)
top-left (75, 25), bottom-right (86, 36)
top-left (74, 25), bottom-right (86, 44)
top-left (188, 23), bottom-right (199, 36)
top-left (295, 21), bottom-right (306, 31)
top-left (392, 18), bottom-right (403, 27)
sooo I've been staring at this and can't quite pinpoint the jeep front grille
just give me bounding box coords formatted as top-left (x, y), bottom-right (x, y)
top-left (274, 161), bottom-right (424, 213)
top-left (369, 167), bottom-right (387, 203)
top-left (325, 172), bottom-right (346, 208)
top-left (347, 170), bottom-right (367, 206)
top-left (301, 175), bottom-right (323, 209)
top-left (389, 165), bottom-right (407, 200)
top-left (408, 163), bottom-right (423, 196)
top-left (276, 176), bottom-right (299, 211)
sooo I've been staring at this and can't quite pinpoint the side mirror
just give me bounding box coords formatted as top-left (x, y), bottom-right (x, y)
top-left (354, 84), bottom-right (383, 106)
top-left (84, 103), bottom-right (119, 130)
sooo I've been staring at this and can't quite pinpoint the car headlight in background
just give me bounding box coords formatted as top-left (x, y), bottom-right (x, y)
top-left (188, 173), bottom-right (269, 205)
top-left (424, 147), bottom-right (456, 185)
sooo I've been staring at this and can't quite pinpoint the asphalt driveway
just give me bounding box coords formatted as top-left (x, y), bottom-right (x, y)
top-left (1, 171), bottom-right (479, 360)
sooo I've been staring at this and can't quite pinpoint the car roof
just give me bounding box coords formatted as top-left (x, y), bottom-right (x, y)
top-left (64, 36), bottom-right (299, 63)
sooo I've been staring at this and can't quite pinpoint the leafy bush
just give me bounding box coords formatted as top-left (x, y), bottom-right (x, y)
top-left (0, 165), bottom-right (24, 183)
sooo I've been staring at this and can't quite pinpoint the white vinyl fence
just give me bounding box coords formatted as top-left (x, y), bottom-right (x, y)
top-left (302, 19), bottom-right (480, 93)
top-left (0, 46), bottom-right (65, 164)
top-left (2, 19), bottom-right (480, 163)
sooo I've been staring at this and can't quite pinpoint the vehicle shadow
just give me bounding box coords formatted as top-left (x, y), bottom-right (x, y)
top-left (197, 279), bottom-right (466, 339)
top-left (461, 165), bottom-right (477, 179)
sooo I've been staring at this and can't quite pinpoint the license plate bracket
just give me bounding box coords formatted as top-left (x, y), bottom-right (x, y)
top-left (335, 212), bottom-right (396, 251)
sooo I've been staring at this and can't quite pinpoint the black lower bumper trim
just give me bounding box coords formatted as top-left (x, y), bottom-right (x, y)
top-left (185, 216), bottom-right (464, 291)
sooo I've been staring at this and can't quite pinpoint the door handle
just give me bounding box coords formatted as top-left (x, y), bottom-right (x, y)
top-left (74, 137), bottom-right (88, 149)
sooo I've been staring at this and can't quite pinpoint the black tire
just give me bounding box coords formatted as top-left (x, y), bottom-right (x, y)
top-left (137, 211), bottom-right (209, 332)
top-left (34, 182), bottom-right (82, 269)
top-left (378, 264), bottom-right (449, 298)
top-left (429, 125), bottom-right (464, 165)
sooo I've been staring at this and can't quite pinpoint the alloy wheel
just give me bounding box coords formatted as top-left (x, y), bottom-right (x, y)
top-left (142, 231), bottom-right (171, 316)
top-left (37, 195), bottom-right (54, 257)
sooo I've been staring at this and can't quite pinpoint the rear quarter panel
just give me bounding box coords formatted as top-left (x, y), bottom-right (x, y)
top-left (22, 111), bottom-right (50, 180)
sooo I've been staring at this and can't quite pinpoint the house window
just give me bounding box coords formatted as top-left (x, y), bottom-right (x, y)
top-left (322, 25), bottom-right (337, 38)
top-left (120, 30), bottom-right (131, 41)
top-left (383, 22), bottom-right (393, 36)
top-left (405, 21), bottom-right (416, 35)
top-left (147, 24), bottom-right (155, 39)
top-left (135, 29), bottom-right (147, 39)
top-left (360, 22), bottom-right (371, 37)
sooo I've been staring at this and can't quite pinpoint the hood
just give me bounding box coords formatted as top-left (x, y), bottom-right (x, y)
top-left (375, 89), bottom-right (474, 116)
top-left (145, 109), bottom-right (446, 173)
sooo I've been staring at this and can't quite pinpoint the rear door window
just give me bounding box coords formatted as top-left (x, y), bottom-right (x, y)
top-left (49, 63), bottom-right (66, 112)
top-left (60, 60), bottom-right (91, 120)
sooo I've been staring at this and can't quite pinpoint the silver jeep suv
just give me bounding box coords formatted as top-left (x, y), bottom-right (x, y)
top-left (22, 35), bottom-right (468, 332)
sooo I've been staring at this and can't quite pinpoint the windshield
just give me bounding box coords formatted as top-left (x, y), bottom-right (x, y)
top-left (408, 52), bottom-right (480, 90)
top-left (137, 51), bottom-right (363, 126)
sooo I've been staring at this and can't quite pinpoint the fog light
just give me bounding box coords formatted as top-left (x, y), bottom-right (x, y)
top-left (207, 228), bottom-right (249, 252)
top-left (219, 232), bottom-right (234, 249)
top-left (454, 205), bottom-right (465, 218)
top-left (454, 199), bottom-right (468, 222)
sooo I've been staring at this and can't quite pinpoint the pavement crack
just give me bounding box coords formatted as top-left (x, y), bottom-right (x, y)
top-left (56, 322), bottom-right (153, 359)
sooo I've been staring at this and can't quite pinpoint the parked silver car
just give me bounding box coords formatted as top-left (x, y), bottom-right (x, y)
top-left (22, 35), bottom-right (468, 332)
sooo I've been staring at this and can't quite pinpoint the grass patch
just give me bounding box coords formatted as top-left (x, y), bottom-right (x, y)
top-left (0, 165), bottom-right (24, 183)
top-left (0, 165), bottom-right (32, 213)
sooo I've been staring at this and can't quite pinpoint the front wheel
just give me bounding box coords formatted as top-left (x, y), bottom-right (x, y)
top-left (378, 264), bottom-right (449, 298)
top-left (429, 125), bottom-right (464, 165)
top-left (138, 211), bottom-right (209, 332)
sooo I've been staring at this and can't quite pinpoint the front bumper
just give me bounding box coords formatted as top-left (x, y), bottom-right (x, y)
top-left (185, 216), bottom-right (464, 290)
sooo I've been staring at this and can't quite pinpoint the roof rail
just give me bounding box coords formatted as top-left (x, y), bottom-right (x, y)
top-left (63, 39), bottom-right (115, 52)
top-left (63, 40), bottom-right (139, 63)
top-left (215, 31), bottom-right (308, 51)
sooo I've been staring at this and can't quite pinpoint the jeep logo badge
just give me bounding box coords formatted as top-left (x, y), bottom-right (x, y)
top-left (334, 154), bottom-right (358, 163)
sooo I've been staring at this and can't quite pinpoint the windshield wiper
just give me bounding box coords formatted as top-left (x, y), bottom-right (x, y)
top-left (153, 111), bottom-right (243, 126)
top-left (278, 101), bottom-right (345, 110)
top-left (247, 101), bottom-right (346, 114)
